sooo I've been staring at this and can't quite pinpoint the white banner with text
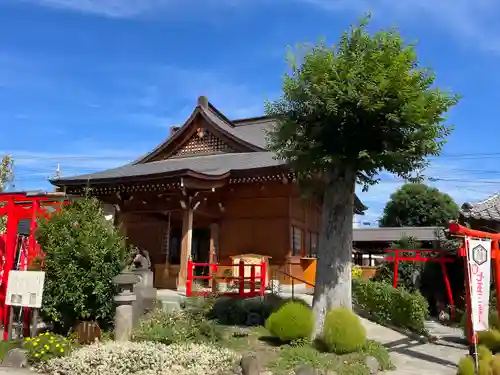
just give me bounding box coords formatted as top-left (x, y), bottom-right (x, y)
top-left (466, 238), bottom-right (492, 332)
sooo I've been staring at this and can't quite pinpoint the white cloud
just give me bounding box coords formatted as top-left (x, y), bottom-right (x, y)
top-left (19, 0), bottom-right (257, 18)
top-left (355, 160), bottom-right (500, 227)
top-left (22, 0), bottom-right (172, 18)
top-left (298, 0), bottom-right (500, 54)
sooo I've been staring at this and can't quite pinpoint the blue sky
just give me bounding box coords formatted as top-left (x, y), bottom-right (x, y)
top-left (1, 0), bottom-right (500, 227)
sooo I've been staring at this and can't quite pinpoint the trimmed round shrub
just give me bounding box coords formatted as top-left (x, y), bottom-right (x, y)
top-left (322, 307), bottom-right (366, 354)
top-left (457, 355), bottom-right (475, 375)
top-left (478, 330), bottom-right (500, 353)
top-left (265, 301), bottom-right (314, 342)
top-left (479, 345), bottom-right (494, 362)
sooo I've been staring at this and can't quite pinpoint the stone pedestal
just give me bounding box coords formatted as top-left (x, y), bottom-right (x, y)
top-left (124, 269), bottom-right (157, 327)
top-left (113, 273), bottom-right (140, 341)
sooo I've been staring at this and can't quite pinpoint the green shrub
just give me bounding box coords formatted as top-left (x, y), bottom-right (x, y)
top-left (211, 294), bottom-right (296, 326)
top-left (133, 306), bottom-right (222, 345)
top-left (457, 355), bottom-right (475, 375)
top-left (24, 332), bottom-right (71, 363)
top-left (462, 310), bottom-right (500, 341)
top-left (479, 345), bottom-right (494, 362)
top-left (321, 307), bottom-right (366, 354)
top-left (361, 340), bottom-right (395, 371)
top-left (353, 279), bottom-right (428, 333)
top-left (265, 301), bottom-right (314, 342)
top-left (478, 330), bottom-right (500, 353)
top-left (36, 197), bottom-right (131, 332)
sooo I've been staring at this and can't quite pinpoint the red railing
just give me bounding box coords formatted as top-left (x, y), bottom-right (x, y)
top-left (186, 259), bottom-right (267, 298)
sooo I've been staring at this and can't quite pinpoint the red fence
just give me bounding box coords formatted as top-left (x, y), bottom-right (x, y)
top-left (186, 259), bottom-right (267, 298)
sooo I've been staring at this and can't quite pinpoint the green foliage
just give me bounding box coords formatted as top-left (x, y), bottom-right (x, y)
top-left (461, 311), bottom-right (500, 352)
top-left (270, 340), bottom-right (393, 375)
top-left (133, 306), bottom-right (222, 345)
top-left (24, 332), bottom-right (71, 363)
top-left (35, 197), bottom-right (131, 332)
top-left (478, 330), bottom-right (500, 353)
top-left (322, 307), bottom-right (366, 354)
top-left (266, 15), bottom-right (459, 190)
top-left (210, 294), bottom-right (296, 326)
top-left (270, 345), bottom-right (330, 373)
top-left (457, 355), bottom-right (475, 375)
top-left (479, 345), bottom-right (494, 362)
top-left (352, 265), bottom-right (363, 280)
top-left (352, 279), bottom-right (428, 333)
top-left (361, 340), bottom-right (395, 371)
top-left (380, 183), bottom-right (459, 227)
top-left (457, 352), bottom-right (500, 375)
top-left (373, 236), bottom-right (422, 291)
top-left (265, 301), bottom-right (315, 343)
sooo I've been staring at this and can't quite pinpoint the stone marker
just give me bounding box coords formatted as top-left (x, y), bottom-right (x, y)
top-left (365, 356), bottom-right (380, 374)
top-left (294, 365), bottom-right (316, 375)
top-left (240, 354), bottom-right (260, 375)
top-left (113, 272), bottom-right (140, 341)
top-left (2, 348), bottom-right (27, 368)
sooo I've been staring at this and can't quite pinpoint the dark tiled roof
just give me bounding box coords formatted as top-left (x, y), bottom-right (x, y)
top-left (353, 226), bottom-right (446, 242)
top-left (461, 193), bottom-right (500, 222)
top-left (53, 152), bottom-right (285, 184)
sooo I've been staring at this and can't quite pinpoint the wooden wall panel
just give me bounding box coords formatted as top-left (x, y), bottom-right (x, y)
top-left (120, 213), bottom-right (165, 265)
top-left (219, 217), bottom-right (289, 264)
top-left (223, 197), bottom-right (288, 219)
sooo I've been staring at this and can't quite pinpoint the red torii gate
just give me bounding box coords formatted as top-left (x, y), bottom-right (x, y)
top-left (0, 191), bottom-right (68, 340)
top-left (385, 248), bottom-right (456, 319)
top-left (448, 222), bottom-right (500, 355)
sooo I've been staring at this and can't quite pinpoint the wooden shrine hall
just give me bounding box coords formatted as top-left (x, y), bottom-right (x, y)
top-left (50, 96), bottom-right (367, 291)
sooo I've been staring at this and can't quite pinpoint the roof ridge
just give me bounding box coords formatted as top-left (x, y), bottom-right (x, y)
top-left (468, 192), bottom-right (500, 207)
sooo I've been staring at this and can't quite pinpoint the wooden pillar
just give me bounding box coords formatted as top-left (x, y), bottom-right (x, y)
top-left (208, 223), bottom-right (219, 289)
top-left (178, 206), bottom-right (193, 291)
top-left (164, 212), bottom-right (171, 265)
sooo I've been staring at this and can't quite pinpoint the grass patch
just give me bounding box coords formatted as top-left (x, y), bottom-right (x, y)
top-left (218, 325), bottom-right (394, 375)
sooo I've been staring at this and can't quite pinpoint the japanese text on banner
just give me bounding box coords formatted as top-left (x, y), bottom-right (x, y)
top-left (467, 238), bottom-right (492, 332)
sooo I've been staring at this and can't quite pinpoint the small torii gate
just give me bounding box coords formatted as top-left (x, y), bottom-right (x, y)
top-left (448, 221), bottom-right (500, 356)
top-left (0, 191), bottom-right (68, 340)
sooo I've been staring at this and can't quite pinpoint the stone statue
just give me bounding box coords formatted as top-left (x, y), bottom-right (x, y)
top-left (133, 248), bottom-right (151, 270)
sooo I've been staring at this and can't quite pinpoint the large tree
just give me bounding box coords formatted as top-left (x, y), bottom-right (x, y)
top-left (266, 16), bottom-right (459, 335)
top-left (380, 183), bottom-right (459, 227)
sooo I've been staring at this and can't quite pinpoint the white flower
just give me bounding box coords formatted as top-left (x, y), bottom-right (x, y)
top-left (41, 341), bottom-right (237, 375)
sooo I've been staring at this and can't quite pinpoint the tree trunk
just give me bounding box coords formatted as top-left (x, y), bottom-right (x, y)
top-left (312, 168), bottom-right (356, 338)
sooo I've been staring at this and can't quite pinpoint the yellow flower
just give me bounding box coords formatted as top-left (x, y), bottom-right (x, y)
top-left (60, 348), bottom-right (64, 353)
top-left (45, 332), bottom-right (49, 336)
top-left (34, 354), bottom-right (40, 357)
top-left (25, 337), bottom-right (31, 342)
top-left (40, 351), bottom-right (45, 354)
top-left (55, 344), bottom-right (60, 348)
top-left (44, 345), bottom-right (49, 350)
top-left (33, 342), bottom-right (38, 346)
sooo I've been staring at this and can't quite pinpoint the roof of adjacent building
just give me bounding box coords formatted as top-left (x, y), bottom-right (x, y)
top-left (353, 226), bottom-right (446, 242)
top-left (461, 193), bottom-right (500, 222)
